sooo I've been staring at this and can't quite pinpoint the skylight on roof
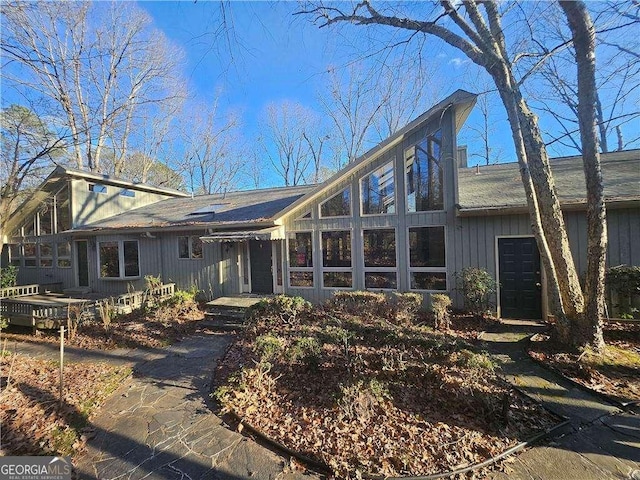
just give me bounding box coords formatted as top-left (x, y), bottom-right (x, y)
top-left (188, 203), bottom-right (228, 215)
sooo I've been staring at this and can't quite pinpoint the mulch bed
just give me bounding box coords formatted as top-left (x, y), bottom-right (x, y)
top-left (214, 302), bottom-right (562, 479)
top-left (2, 302), bottom-right (206, 350)
top-left (0, 353), bottom-right (131, 456)
top-left (528, 321), bottom-right (640, 405)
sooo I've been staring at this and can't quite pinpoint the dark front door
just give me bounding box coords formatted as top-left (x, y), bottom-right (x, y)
top-left (249, 240), bottom-right (273, 294)
top-left (498, 237), bottom-right (542, 319)
top-left (76, 240), bottom-right (89, 287)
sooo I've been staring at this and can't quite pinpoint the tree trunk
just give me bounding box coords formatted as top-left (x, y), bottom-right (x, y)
top-left (560, 0), bottom-right (607, 353)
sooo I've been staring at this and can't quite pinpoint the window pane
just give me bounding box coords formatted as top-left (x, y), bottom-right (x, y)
top-left (178, 236), bottom-right (190, 259)
top-left (410, 272), bottom-right (447, 291)
top-left (58, 259), bottom-right (72, 268)
top-left (24, 217), bottom-right (35, 236)
top-left (191, 237), bottom-right (203, 259)
top-left (100, 242), bottom-right (120, 278)
top-left (323, 271), bottom-right (352, 288)
top-left (57, 241), bottom-right (71, 257)
top-left (40, 258), bottom-right (53, 268)
top-left (409, 227), bottom-right (445, 267)
top-left (120, 189), bottom-right (135, 197)
top-left (39, 201), bottom-right (53, 235)
top-left (322, 231), bottom-right (351, 267)
top-left (289, 232), bottom-right (313, 267)
top-left (361, 162), bottom-right (395, 214)
top-left (9, 244), bottom-right (21, 266)
top-left (363, 229), bottom-right (396, 267)
top-left (123, 241), bottom-right (139, 277)
top-left (320, 188), bottom-right (351, 217)
top-left (56, 187), bottom-right (71, 232)
top-left (406, 130), bottom-right (443, 212)
top-left (23, 243), bottom-right (36, 257)
top-left (290, 271), bottom-right (313, 287)
top-left (24, 259), bottom-right (37, 267)
top-left (365, 272), bottom-right (397, 289)
top-left (89, 183), bottom-right (107, 193)
top-left (39, 243), bottom-right (52, 257)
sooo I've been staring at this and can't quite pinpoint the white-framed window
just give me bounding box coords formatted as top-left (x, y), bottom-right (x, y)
top-left (89, 183), bottom-right (107, 194)
top-left (39, 242), bottom-right (53, 268)
top-left (8, 244), bottom-right (21, 266)
top-left (120, 189), bottom-right (135, 198)
top-left (320, 187), bottom-right (351, 218)
top-left (287, 231), bottom-right (314, 288)
top-left (405, 129), bottom-right (444, 212)
top-left (408, 226), bottom-right (447, 291)
top-left (98, 240), bottom-right (140, 279)
top-left (363, 228), bottom-right (397, 290)
top-left (38, 200), bottom-right (54, 235)
top-left (56, 185), bottom-right (71, 232)
top-left (178, 236), bottom-right (203, 259)
top-left (361, 161), bottom-right (395, 215)
top-left (321, 230), bottom-right (352, 289)
top-left (295, 210), bottom-right (312, 220)
top-left (57, 241), bottom-right (72, 268)
top-left (23, 242), bottom-right (36, 267)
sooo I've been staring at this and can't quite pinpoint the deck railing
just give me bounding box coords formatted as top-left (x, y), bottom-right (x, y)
top-left (0, 283), bottom-right (63, 299)
top-left (1, 282), bottom-right (176, 328)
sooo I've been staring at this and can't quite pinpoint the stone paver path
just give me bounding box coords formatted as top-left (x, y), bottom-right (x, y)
top-left (482, 320), bottom-right (640, 480)
top-left (73, 332), bottom-right (320, 480)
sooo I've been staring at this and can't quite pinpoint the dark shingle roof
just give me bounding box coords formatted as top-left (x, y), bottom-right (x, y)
top-left (77, 185), bottom-right (314, 231)
top-left (458, 150), bottom-right (640, 212)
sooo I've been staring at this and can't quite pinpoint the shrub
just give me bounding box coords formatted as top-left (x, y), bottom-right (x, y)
top-left (455, 349), bottom-right (495, 371)
top-left (431, 293), bottom-right (452, 331)
top-left (605, 265), bottom-right (640, 318)
top-left (287, 336), bottom-right (322, 367)
top-left (393, 292), bottom-right (423, 324)
top-left (0, 265), bottom-right (18, 288)
top-left (254, 335), bottom-right (285, 362)
top-left (337, 379), bottom-right (390, 422)
top-left (456, 267), bottom-right (497, 316)
top-left (144, 274), bottom-right (163, 289)
top-left (328, 291), bottom-right (390, 316)
top-left (249, 295), bottom-right (311, 326)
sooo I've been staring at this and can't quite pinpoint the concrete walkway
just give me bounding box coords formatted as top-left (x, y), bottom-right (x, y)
top-left (73, 332), bottom-right (320, 480)
top-left (482, 320), bottom-right (640, 480)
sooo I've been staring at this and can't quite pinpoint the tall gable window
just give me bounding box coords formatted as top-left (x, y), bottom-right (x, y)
top-left (56, 186), bottom-right (71, 232)
top-left (361, 162), bottom-right (395, 215)
top-left (99, 240), bottom-right (140, 279)
top-left (320, 187), bottom-right (351, 217)
top-left (288, 232), bottom-right (314, 287)
top-left (408, 226), bottom-right (446, 291)
top-left (39, 242), bottom-right (53, 267)
top-left (363, 229), bottom-right (397, 289)
top-left (405, 129), bottom-right (443, 212)
top-left (178, 236), bottom-right (203, 259)
top-left (39, 201), bottom-right (53, 235)
top-left (321, 230), bottom-right (352, 288)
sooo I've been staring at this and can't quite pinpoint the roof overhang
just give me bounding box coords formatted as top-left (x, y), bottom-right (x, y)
top-left (200, 226), bottom-right (284, 242)
top-left (456, 197), bottom-right (640, 217)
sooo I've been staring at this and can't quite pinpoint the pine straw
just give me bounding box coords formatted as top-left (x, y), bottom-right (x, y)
top-left (0, 353), bottom-right (131, 456)
top-left (528, 321), bottom-right (640, 404)
top-left (214, 309), bottom-right (560, 479)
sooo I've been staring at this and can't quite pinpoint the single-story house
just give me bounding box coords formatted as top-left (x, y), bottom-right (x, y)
top-left (2, 89), bottom-right (639, 319)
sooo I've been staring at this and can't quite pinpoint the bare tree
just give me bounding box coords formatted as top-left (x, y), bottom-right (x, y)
top-left (181, 100), bottom-right (243, 195)
top-left (300, 0), bottom-right (612, 351)
top-left (1, 1), bottom-right (183, 173)
top-left (0, 105), bottom-right (67, 247)
top-left (259, 100), bottom-right (317, 186)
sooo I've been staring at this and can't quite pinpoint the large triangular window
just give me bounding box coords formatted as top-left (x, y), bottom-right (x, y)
top-left (319, 187), bottom-right (351, 218)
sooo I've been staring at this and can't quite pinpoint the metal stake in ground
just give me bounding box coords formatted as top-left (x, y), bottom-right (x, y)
top-left (59, 325), bottom-right (65, 408)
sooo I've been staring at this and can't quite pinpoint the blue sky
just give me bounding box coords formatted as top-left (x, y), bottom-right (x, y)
top-left (139, 1), bottom-right (520, 175)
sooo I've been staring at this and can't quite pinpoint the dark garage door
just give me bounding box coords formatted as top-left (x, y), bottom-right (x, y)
top-left (498, 237), bottom-right (542, 319)
top-left (250, 240), bottom-right (273, 294)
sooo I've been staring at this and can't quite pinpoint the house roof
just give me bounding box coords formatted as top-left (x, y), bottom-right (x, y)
top-left (274, 89), bottom-right (478, 222)
top-left (73, 184), bottom-right (315, 233)
top-left (457, 149), bottom-right (640, 214)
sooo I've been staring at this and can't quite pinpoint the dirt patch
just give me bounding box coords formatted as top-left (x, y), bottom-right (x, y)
top-left (213, 301), bottom-right (561, 479)
top-left (0, 353), bottom-right (131, 457)
top-left (528, 321), bottom-right (640, 404)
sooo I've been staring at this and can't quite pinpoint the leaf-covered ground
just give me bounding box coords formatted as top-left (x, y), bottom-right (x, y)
top-left (528, 321), bottom-right (640, 404)
top-left (3, 300), bottom-right (205, 350)
top-left (213, 297), bottom-right (561, 479)
top-left (0, 353), bottom-right (131, 456)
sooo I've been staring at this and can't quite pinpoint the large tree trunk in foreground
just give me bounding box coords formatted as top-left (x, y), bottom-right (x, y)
top-left (560, 1), bottom-right (607, 352)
